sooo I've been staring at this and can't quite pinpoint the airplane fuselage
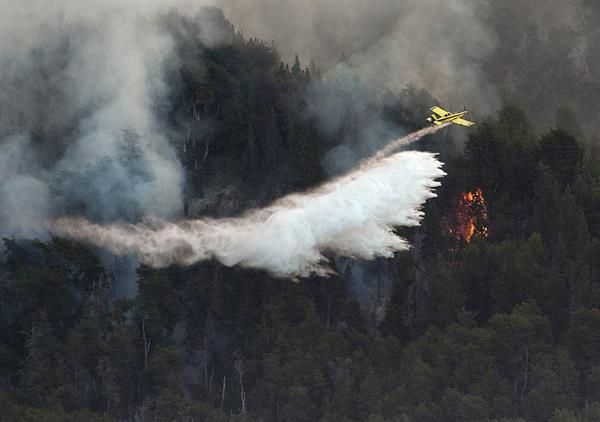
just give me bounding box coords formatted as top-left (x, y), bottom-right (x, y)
top-left (426, 105), bottom-right (474, 127)
top-left (428, 110), bottom-right (468, 125)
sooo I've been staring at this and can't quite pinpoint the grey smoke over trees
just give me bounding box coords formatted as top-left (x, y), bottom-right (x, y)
top-left (219, 0), bottom-right (600, 140)
top-left (219, 0), bottom-right (499, 114)
top-left (0, 2), bottom-right (232, 294)
top-left (0, 3), bottom-right (188, 237)
top-left (0, 2), bottom-right (244, 236)
top-left (218, 0), bottom-right (499, 174)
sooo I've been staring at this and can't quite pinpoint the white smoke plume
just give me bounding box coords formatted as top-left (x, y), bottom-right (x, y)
top-left (0, 1), bottom-right (221, 294)
top-left (0, 2), bottom-right (226, 238)
top-left (52, 126), bottom-right (447, 278)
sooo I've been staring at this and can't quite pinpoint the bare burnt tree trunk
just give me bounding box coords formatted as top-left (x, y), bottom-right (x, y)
top-left (204, 361), bottom-right (208, 393)
top-left (236, 360), bottom-right (246, 413)
top-left (326, 286), bottom-right (333, 328)
top-left (221, 375), bottom-right (226, 411)
top-left (208, 365), bottom-right (214, 400)
top-left (201, 136), bottom-right (210, 167)
top-left (520, 347), bottom-right (529, 400)
top-left (142, 319), bottom-right (151, 370)
top-left (21, 319), bottom-right (37, 365)
top-left (192, 103), bottom-right (201, 122)
top-left (138, 319), bottom-right (152, 422)
top-left (377, 258), bottom-right (382, 305)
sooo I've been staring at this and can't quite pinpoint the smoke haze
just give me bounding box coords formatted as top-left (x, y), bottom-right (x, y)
top-left (218, 0), bottom-right (596, 141)
top-left (218, 0), bottom-right (500, 114)
top-left (0, 1), bottom-right (230, 294)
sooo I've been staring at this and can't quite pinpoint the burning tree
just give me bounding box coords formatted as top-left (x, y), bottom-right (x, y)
top-left (447, 187), bottom-right (489, 244)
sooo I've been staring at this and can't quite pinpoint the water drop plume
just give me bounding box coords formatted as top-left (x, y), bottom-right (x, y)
top-left (53, 125), bottom-right (448, 278)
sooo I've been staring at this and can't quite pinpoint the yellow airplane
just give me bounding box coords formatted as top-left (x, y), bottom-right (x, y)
top-left (426, 106), bottom-right (474, 127)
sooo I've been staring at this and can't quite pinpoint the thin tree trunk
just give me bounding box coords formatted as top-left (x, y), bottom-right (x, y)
top-left (221, 375), bottom-right (226, 410)
top-left (208, 365), bottom-right (214, 400)
top-left (377, 260), bottom-right (382, 305)
top-left (326, 287), bottom-right (333, 328)
top-left (142, 319), bottom-right (151, 370)
top-left (236, 361), bottom-right (246, 413)
top-left (204, 362), bottom-right (208, 392)
top-left (521, 347), bottom-right (529, 400)
top-left (202, 138), bottom-right (210, 166)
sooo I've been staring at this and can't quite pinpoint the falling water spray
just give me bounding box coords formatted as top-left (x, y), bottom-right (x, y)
top-left (53, 124), bottom-right (449, 278)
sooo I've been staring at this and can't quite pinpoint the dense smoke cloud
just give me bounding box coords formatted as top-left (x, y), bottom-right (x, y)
top-left (219, 0), bottom-right (599, 145)
top-left (218, 0), bottom-right (500, 113)
top-left (53, 127), bottom-right (446, 278)
top-left (0, 2), bottom-right (191, 238)
top-left (0, 136), bottom-right (50, 238)
top-left (0, 2), bottom-right (228, 294)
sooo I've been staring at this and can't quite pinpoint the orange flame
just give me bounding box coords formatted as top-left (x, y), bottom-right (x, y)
top-left (449, 188), bottom-right (488, 243)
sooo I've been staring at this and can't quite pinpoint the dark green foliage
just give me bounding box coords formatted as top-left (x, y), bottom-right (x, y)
top-left (539, 130), bottom-right (583, 188)
top-left (464, 106), bottom-right (538, 240)
top-left (383, 84), bottom-right (439, 131)
top-left (169, 13), bottom-right (322, 210)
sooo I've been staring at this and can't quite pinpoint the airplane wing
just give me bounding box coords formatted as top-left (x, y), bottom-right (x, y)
top-left (430, 106), bottom-right (449, 118)
top-left (452, 117), bottom-right (474, 127)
